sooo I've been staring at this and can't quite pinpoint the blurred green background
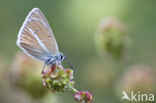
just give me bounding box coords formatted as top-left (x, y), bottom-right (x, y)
top-left (0, 0), bottom-right (156, 103)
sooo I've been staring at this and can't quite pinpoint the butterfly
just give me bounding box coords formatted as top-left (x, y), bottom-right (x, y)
top-left (16, 8), bottom-right (67, 70)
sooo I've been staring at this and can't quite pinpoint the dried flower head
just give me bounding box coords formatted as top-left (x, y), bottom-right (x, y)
top-left (74, 91), bottom-right (93, 103)
top-left (42, 64), bottom-right (74, 92)
top-left (41, 64), bottom-right (93, 103)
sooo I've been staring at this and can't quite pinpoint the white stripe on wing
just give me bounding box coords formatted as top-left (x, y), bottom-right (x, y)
top-left (28, 28), bottom-right (49, 53)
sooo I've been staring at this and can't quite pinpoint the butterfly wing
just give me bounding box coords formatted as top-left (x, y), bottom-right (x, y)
top-left (16, 8), bottom-right (59, 61)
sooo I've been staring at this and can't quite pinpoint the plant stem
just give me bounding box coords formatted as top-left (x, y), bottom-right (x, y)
top-left (71, 87), bottom-right (78, 93)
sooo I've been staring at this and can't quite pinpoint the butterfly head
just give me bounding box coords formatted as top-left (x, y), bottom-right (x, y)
top-left (57, 53), bottom-right (66, 62)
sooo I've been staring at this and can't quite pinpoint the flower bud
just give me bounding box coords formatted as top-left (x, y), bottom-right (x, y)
top-left (65, 69), bottom-right (74, 79)
top-left (42, 65), bottom-right (75, 92)
top-left (9, 52), bottom-right (47, 99)
top-left (74, 91), bottom-right (93, 103)
top-left (116, 65), bottom-right (156, 99)
top-left (94, 18), bottom-right (130, 59)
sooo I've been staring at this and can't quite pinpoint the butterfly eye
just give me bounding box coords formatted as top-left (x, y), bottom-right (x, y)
top-left (61, 55), bottom-right (65, 60)
top-left (61, 55), bottom-right (63, 59)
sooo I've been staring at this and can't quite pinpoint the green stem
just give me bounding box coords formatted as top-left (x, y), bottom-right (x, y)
top-left (71, 87), bottom-right (78, 93)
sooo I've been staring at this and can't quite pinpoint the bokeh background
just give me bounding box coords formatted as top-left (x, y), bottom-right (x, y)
top-left (0, 0), bottom-right (156, 103)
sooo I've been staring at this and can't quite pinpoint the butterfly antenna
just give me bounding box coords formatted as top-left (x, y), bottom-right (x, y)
top-left (65, 56), bottom-right (77, 71)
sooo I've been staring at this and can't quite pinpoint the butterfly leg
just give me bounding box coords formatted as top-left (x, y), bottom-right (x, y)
top-left (42, 62), bottom-right (46, 72)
